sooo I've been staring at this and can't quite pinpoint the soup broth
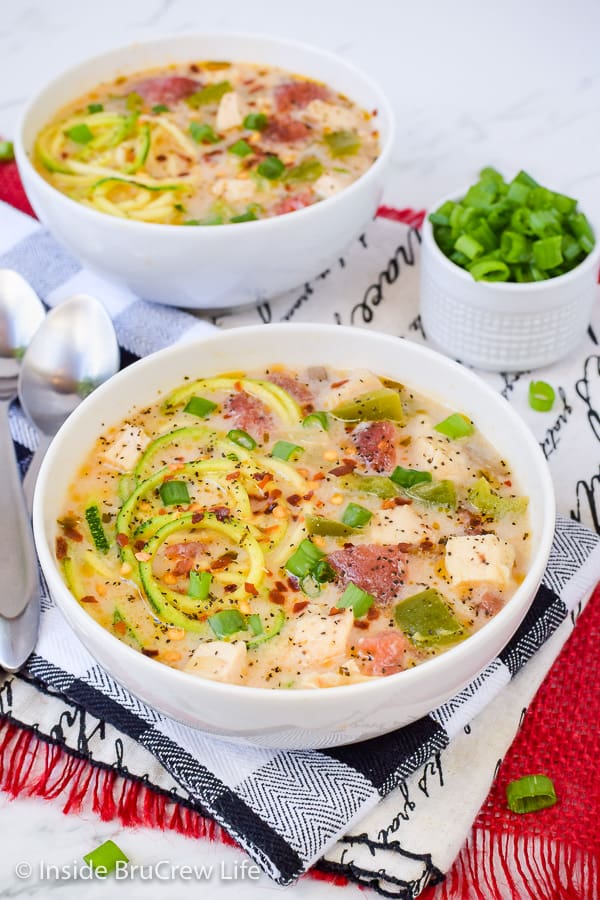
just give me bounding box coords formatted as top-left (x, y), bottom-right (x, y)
top-left (56, 366), bottom-right (530, 689)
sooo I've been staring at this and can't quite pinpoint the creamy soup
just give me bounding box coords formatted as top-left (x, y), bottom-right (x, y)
top-left (34, 61), bottom-right (379, 225)
top-left (56, 366), bottom-right (530, 689)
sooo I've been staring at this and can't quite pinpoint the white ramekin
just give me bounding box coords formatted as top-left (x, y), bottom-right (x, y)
top-left (420, 190), bottom-right (600, 371)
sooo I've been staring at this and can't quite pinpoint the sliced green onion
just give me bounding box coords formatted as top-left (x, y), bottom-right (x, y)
top-left (324, 130), bottom-right (361, 157)
top-left (243, 112), bottom-right (268, 131)
top-left (189, 569), bottom-right (211, 600)
top-left (247, 613), bottom-right (263, 635)
top-left (271, 440), bottom-right (303, 461)
top-left (306, 515), bottom-right (353, 537)
top-left (302, 411), bottom-right (329, 431)
top-left (227, 428), bottom-right (256, 450)
top-left (284, 157), bottom-right (324, 183)
top-left (500, 231), bottom-right (530, 263)
top-left (529, 380), bottom-right (555, 412)
top-left (189, 121), bottom-right (220, 144)
top-left (434, 413), bottom-right (474, 438)
top-left (313, 559), bottom-right (336, 583)
top-left (0, 140), bottom-right (14, 162)
top-left (455, 234), bottom-right (483, 260)
top-left (87, 103), bottom-right (104, 114)
top-left (230, 209), bottom-right (258, 223)
top-left (506, 774), bottom-right (557, 814)
top-left (228, 138), bottom-right (253, 157)
top-left (257, 155), bottom-right (285, 180)
top-left (468, 258), bottom-right (510, 281)
top-left (337, 582), bottom-right (374, 618)
top-left (341, 502), bottom-right (372, 528)
top-left (285, 539), bottom-right (325, 578)
top-left (83, 839), bottom-right (128, 874)
top-left (394, 588), bottom-right (464, 646)
top-left (184, 395), bottom-right (218, 418)
top-left (85, 504), bottom-right (110, 553)
top-left (514, 170), bottom-right (539, 188)
top-left (152, 103), bottom-right (169, 114)
top-left (532, 235), bottom-right (563, 270)
top-left (208, 608), bottom-right (245, 638)
top-left (65, 123), bottom-right (94, 144)
top-left (159, 480), bottom-right (190, 506)
top-left (187, 81), bottom-right (232, 107)
top-left (390, 466), bottom-right (432, 489)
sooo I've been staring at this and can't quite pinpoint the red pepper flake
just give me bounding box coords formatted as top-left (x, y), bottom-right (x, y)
top-left (80, 595), bottom-right (98, 604)
top-left (224, 583), bottom-right (237, 594)
top-left (142, 648), bottom-right (159, 657)
top-left (312, 472), bottom-right (326, 481)
top-left (355, 620), bottom-right (370, 629)
top-left (234, 380), bottom-right (243, 391)
top-left (420, 540), bottom-right (434, 551)
top-left (245, 582), bottom-right (258, 596)
top-left (292, 600), bottom-right (309, 614)
top-left (286, 494), bottom-right (302, 507)
top-left (269, 488), bottom-right (282, 500)
top-left (252, 471), bottom-right (268, 482)
top-left (329, 606), bottom-right (343, 616)
top-left (63, 525), bottom-right (83, 542)
top-left (394, 496), bottom-right (412, 506)
top-left (397, 542), bottom-right (412, 552)
top-left (211, 506), bottom-right (230, 522)
top-left (269, 590), bottom-right (286, 605)
top-left (210, 552), bottom-right (237, 571)
top-left (367, 607), bottom-right (380, 620)
top-left (191, 511), bottom-right (204, 524)
top-left (504, 480), bottom-right (512, 487)
top-left (287, 576), bottom-right (300, 592)
top-left (116, 533), bottom-right (130, 547)
top-left (329, 463), bottom-right (355, 477)
top-left (303, 491), bottom-right (314, 501)
top-left (55, 536), bottom-right (68, 560)
top-left (274, 580), bottom-right (287, 592)
top-left (264, 501), bottom-right (278, 514)
top-left (331, 379), bottom-right (349, 389)
top-left (381, 499), bottom-right (396, 510)
top-left (134, 539), bottom-right (146, 552)
top-left (225, 471), bottom-right (240, 481)
top-left (114, 620), bottom-right (127, 634)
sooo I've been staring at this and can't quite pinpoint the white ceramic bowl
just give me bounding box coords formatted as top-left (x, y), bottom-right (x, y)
top-left (15, 33), bottom-right (394, 310)
top-left (421, 189), bottom-right (600, 371)
top-left (33, 324), bottom-right (555, 749)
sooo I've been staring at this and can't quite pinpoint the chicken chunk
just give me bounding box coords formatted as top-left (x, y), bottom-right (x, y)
top-left (305, 99), bottom-right (358, 132)
top-left (313, 173), bottom-right (347, 200)
top-left (325, 369), bottom-right (384, 408)
top-left (369, 504), bottom-right (432, 545)
top-left (185, 641), bottom-right (247, 683)
top-left (216, 91), bottom-right (245, 131)
top-left (211, 177), bottom-right (256, 205)
top-left (285, 609), bottom-right (354, 670)
top-left (445, 535), bottom-right (515, 587)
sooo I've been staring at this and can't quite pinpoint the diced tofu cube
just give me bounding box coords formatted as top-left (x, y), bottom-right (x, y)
top-left (102, 425), bottom-right (149, 472)
top-left (411, 432), bottom-right (475, 482)
top-left (211, 177), bottom-right (256, 205)
top-left (313, 173), bottom-right (347, 200)
top-left (185, 640), bottom-right (247, 683)
top-left (445, 535), bottom-right (515, 587)
top-left (216, 91), bottom-right (245, 131)
top-left (369, 504), bottom-right (432, 545)
top-left (305, 99), bottom-right (358, 131)
top-left (325, 369), bottom-right (384, 408)
top-left (286, 609), bottom-right (354, 669)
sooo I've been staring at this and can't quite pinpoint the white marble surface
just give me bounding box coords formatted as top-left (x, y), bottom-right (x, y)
top-left (1, 0), bottom-right (600, 896)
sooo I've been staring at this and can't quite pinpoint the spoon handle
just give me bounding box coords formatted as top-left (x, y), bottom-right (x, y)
top-left (23, 434), bottom-right (51, 516)
top-left (0, 399), bottom-right (40, 620)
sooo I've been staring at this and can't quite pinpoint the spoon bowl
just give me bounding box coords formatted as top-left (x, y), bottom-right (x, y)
top-left (19, 294), bottom-right (120, 508)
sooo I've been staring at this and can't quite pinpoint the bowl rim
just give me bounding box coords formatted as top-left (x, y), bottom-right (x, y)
top-left (423, 185), bottom-right (600, 292)
top-left (15, 30), bottom-right (395, 236)
top-left (33, 323), bottom-right (556, 706)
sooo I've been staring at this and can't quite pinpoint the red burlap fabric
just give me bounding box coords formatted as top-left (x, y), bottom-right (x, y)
top-left (1, 157), bottom-right (598, 898)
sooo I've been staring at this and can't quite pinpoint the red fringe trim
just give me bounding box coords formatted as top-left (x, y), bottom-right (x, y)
top-left (0, 718), bottom-right (348, 887)
top-left (422, 830), bottom-right (599, 900)
top-left (376, 205), bottom-right (426, 228)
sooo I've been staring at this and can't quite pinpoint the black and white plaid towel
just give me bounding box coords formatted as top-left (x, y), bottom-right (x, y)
top-left (1, 198), bottom-right (600, 894)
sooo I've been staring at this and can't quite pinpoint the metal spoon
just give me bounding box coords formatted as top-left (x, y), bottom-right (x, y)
top-left (0, 270), bottom-right (45, 671)
top-left (20, 293), bottom-right (120, 511)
